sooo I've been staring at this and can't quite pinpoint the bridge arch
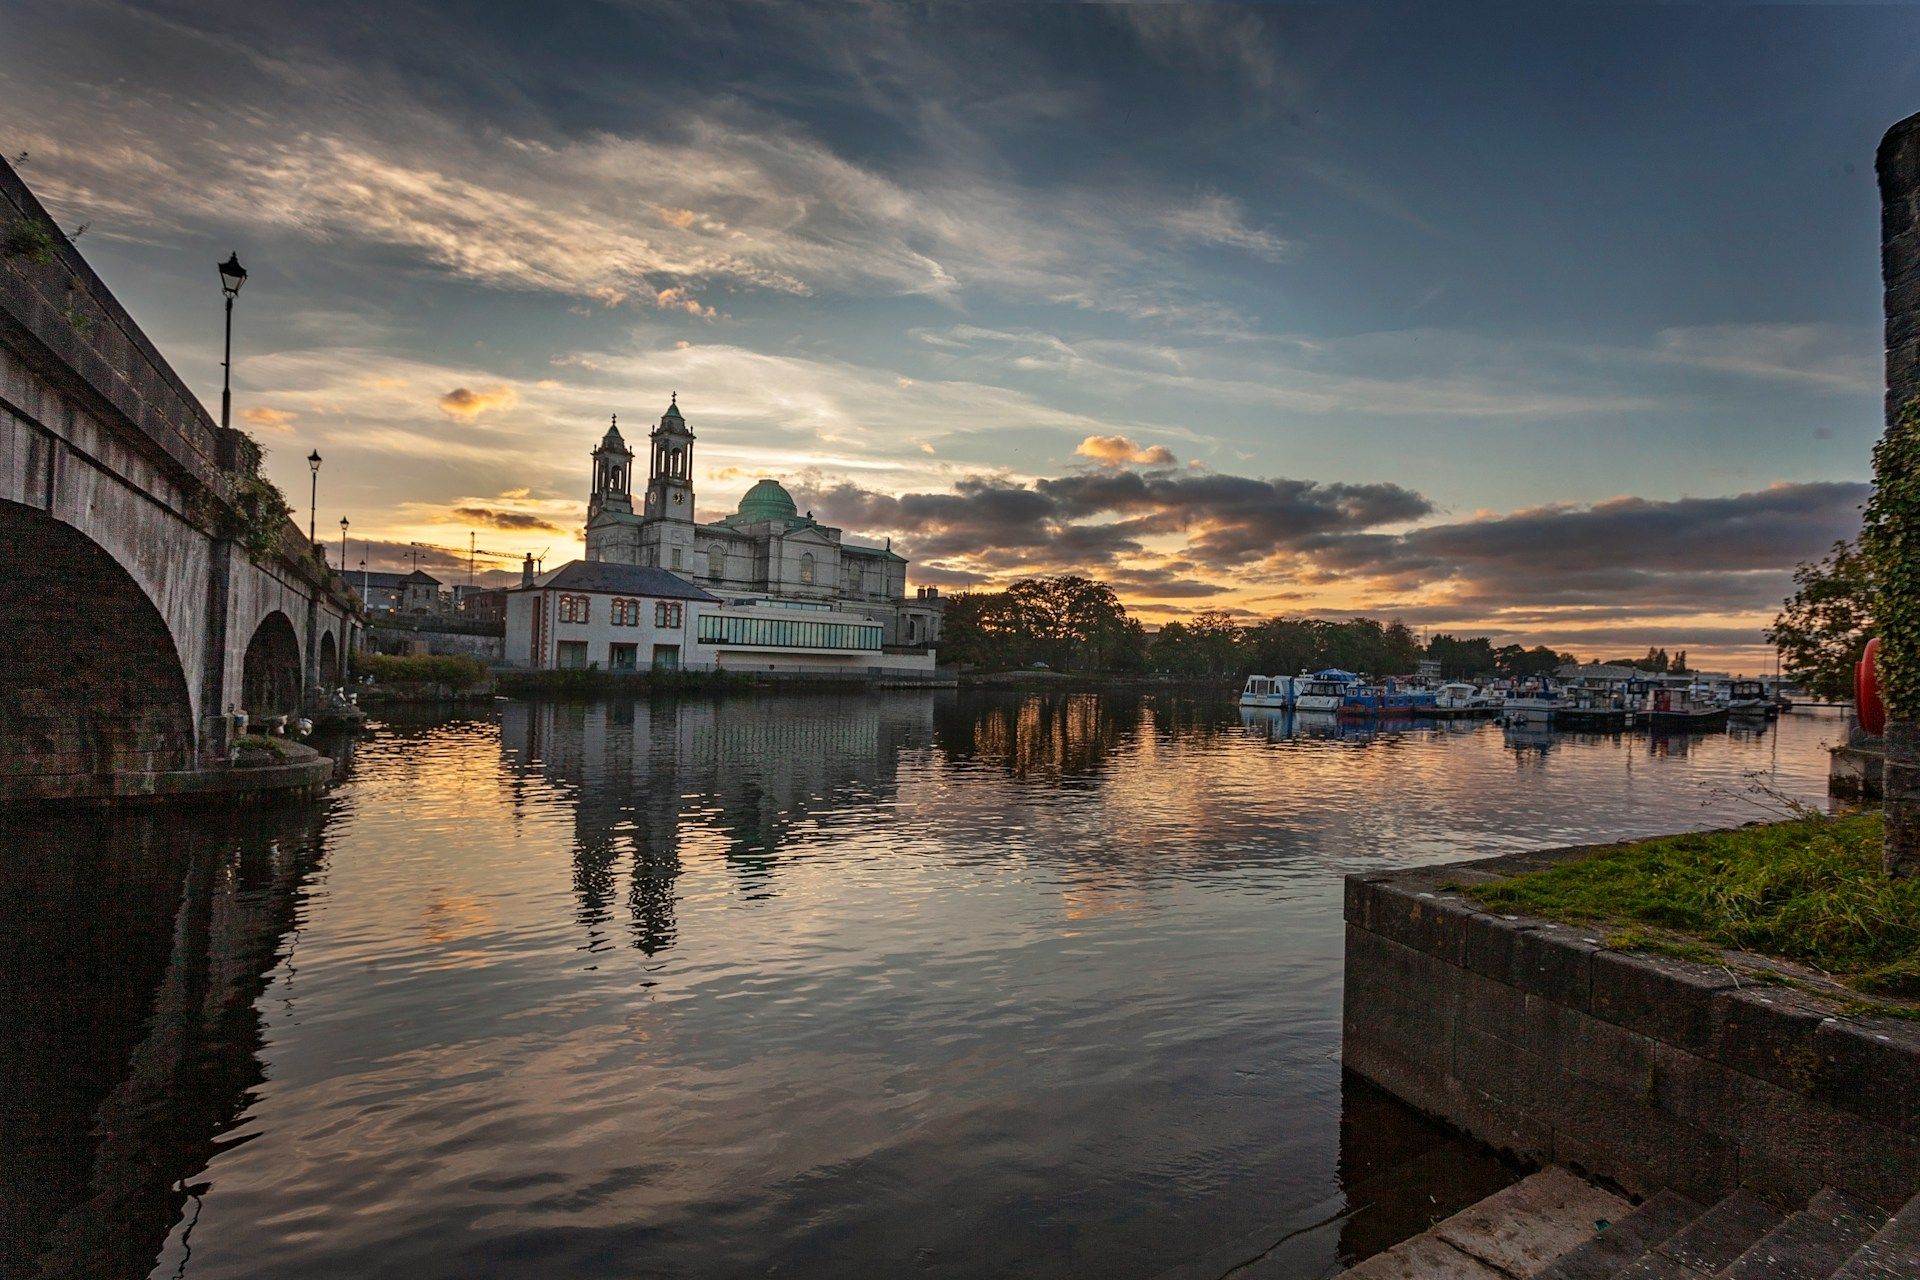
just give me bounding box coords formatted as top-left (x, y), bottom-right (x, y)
top-left (0, 499), bottom-right (196, 782)
top-left (241, 611), bottom-right (302, 718)
top-left (317, 629), bottom-right (341, 690)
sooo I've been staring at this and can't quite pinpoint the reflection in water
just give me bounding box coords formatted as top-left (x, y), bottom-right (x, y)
top-left (0, 807), bottom-right (327, 1280)
top-left (1, 695), bottom-right (1843, 1280)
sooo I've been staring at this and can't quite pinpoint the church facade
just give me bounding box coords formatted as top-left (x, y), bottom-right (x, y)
top-left (582, 398), bottom-right (944, 648)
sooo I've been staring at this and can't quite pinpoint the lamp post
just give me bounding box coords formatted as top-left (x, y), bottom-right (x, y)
top-left (217, 253), bottom-right (247, 430)
top-left (339, 516), bottom-right (349, 573)
top-left (307, 449), bottom-right (322, 547)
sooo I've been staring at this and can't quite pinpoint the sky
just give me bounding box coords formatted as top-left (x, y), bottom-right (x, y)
top-left (4, 0), bottom-right (1916, 671)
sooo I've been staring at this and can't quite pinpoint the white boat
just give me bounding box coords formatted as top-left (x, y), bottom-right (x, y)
top-left (1502, 685), bottom-right (1561, 725)
top-left (1294, 669), bottom-right (1363, 713)
top-left (1433, 682), bottom-right (1497, 712)
top-left (1239, 674), bottom-right (1295, 709)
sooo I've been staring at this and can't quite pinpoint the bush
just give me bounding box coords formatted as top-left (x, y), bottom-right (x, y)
top-left (352, 652), bottom-right (488, 688)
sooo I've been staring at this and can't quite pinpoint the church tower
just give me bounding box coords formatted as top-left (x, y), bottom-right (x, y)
top-left (588, 416), bottom-right (633, 519)
top-left (643, 395), bottom-right (696, 521)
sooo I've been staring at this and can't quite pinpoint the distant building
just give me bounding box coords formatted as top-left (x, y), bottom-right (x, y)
top-left (455, 584), bottom-right (508, 626)
top-left (580, 398), bottom-right (944, 648)
top-left (352, 568), bottom-right (444, 614)
top-left (505, 559), bottom-right (935, 676)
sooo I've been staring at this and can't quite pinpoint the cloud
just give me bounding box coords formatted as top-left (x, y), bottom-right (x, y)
top-left (1161, 194), bottom-right (1290, 262)
top-left (1652, 324), bottom-right (1880, 395)
top-left (1076, 434), bottom-right (1178, 466)
top-left (438, 385), bottom-right (520, 420)
top-left (654, 286), bottom-right (717, 320)
top-left (450, 505), bottom-right (564, 533)
top-left (241, 405), bottom-right (297, 431)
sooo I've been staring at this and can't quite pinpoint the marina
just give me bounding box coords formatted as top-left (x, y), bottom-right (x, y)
top-left (1238, 668), bottom-right (1799, 734)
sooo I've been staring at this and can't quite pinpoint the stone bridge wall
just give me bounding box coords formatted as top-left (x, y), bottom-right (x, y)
top-left (0, 155), bottom-right (359, 796)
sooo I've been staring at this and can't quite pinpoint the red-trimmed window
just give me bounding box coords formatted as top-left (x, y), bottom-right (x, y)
top-left (654, 601), bottom-right (683, 628)
top-left (559, 594), bottom-right (590, 624)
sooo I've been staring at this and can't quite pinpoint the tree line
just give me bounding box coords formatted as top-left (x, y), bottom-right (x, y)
top-left (935, 575), bottom-right (1590, 680)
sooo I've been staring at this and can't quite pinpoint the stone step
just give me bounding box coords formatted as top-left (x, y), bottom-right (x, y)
top-left (1339, 1166), bottom-right (1627, 1278)
top-left (1711, 1188), bottom-right (1886, 1280)
top-left (1831, 1190), bottom-right (1920, 1280)
top-left (1534, 1190), bottom-right (1703, 1280)
top-left (1610, 1189), bottom-right (1783, 1278)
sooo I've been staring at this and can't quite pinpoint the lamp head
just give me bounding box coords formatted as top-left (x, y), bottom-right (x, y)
top-left (218, 252), bottom-right (247, 296)
top-left (308, 449), bottom-right (322, 474)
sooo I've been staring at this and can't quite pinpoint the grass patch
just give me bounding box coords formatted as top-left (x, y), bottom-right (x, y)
top-left (1469, 814), bottom-right (1920, 999)
top-left (232, 734), bottom-right (294, 761)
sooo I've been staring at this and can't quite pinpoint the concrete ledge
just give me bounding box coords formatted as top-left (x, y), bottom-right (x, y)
top-left (1343, 846), bottom-right (1920, 1211)
top-left (0, 754), bottom-right (334, 806)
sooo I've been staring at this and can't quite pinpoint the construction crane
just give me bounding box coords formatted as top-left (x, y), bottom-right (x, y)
top-left (409, 533), bottom-right (535, 587)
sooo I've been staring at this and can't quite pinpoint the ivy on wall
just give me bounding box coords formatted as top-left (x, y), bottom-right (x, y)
top-left (189, 465), bottom-right (292, 562)
top-left (1864, 399), bottom-right (1920, 717)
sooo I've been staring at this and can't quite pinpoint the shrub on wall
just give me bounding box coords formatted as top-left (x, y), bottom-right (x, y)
top-left (1864, 399), bottom-right (1920, 717)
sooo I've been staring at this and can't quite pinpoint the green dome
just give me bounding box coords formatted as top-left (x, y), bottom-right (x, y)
top-left (735, 478), bottom-right (797, 522)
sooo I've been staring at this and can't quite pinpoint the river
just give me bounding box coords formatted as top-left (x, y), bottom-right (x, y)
top-left (0, 693), bottom-right (1845, 1280)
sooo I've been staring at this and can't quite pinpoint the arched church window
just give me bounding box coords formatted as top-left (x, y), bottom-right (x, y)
top-left (799, 552), bottom-right (816, 585)
top-left (707, 545), bottom-right (725, 579)
top-left (849, 562), bottom-right (864, 593)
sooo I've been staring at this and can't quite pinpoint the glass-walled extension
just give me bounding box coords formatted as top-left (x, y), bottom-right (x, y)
top-left (696, 612), bottom-right (883, 651)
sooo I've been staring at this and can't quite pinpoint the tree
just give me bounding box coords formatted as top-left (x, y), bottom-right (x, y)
top-left (1863, 399), bottom-right (1920, 877)
top-left (930, 591), bottom-right (1005, 668)
top-left (1426, 633), bottom-right (1498, 679)
top-left (1765, 539), bottom-right (1874, 703)
top-left (999, 576), bottom-right (1133, 670)
top-left (1672, 649), bottom-right (1689, 675)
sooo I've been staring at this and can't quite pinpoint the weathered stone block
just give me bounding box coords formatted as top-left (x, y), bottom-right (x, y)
top-left (1535, 1000), bottom-right (1661, 1100)
top-left (1357, 883), bottom-right (1478, 966)
top-left (1454, 1023), bottom-right (1555, 1116)
top-left (1708, 985), bottom-right (1831, 1097)
top-left (1589, 949), bottom-right (1737, 1057)
top-left (1813, 1016), bottom-right (1920, 1137)
top-left (1463, 911), bottom-right (1600, 1003)
top-left (1550, 1071), bottom-right (1738, 1203)
top-left (1719, 1071), bottom-right (1920, 1211)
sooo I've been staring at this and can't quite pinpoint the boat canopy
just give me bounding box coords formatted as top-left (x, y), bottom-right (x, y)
top-left (1311, 668), bottom-right (1360, 682)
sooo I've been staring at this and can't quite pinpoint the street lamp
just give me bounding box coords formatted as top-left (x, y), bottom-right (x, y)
top-left (217, 252), bottom-right (247, 430)
top-left (339, 516), bottom-right (349, 571)
top-left (307, 449), bottom-right (322, 547)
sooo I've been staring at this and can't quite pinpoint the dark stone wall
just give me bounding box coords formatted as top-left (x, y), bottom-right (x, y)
top-left (1881, 112), bottom-right (1920, 418)
top-left (0, 500), bottom-right (194, 781)
top-left (1342, 848), bottom-right (1919, 1211)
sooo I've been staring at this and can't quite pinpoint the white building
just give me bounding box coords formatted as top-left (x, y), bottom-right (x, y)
top-left (504, 560), bottom-right (938, 676)
top-left (580, 398), bottom-right (945, 649)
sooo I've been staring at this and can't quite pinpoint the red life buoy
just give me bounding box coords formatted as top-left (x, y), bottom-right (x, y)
top-left (1859, 636), bottom-right (1886, 736)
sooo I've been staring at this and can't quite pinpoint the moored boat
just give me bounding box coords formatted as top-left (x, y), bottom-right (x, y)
top-left (1554, 687), bottom-right (1628, 731)
top-left (1724, 679), bottom-right (1778, 719)
top-left (1643, 687), bottom-right (1729, 732)
top-left (1339, 680), bottom-right (1438, 718)
top-left (1294, 669), bottom-right (1363, 713)
top-left (1432, 682), bottom-right (1499, 717)
top-left (1239, 674), bottom-right (1295, 709)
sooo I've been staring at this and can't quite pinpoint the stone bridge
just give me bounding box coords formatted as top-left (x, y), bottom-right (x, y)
top-left (0, 158), bottom-right (359, 802)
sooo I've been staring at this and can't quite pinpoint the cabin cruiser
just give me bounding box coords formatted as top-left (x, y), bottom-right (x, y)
top-left (1238, 674), bottom-right (1295, 709)
top-left (1724, 679), bottom-right (1778, 719)
top-left (1293, 669), bottom-right (1364, 713)
top-left (1433, 682), bottom-right (1498, 713)
top-left (1644, 686), bottom-right (1729, 731)
top-left (1554, 686), bottom-right (1628, 731)
top-left (1340, 679), bottom-right (1439, 718)
top-left (1502, 683), bottom-right (1561, 725)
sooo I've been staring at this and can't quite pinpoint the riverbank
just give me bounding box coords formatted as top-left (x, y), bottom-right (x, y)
top-left (1342, 816), bottom-right (1920, 1213)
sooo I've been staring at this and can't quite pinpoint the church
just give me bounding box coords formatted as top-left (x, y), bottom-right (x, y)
top-left (581, 397), bottom-right (944, 648)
